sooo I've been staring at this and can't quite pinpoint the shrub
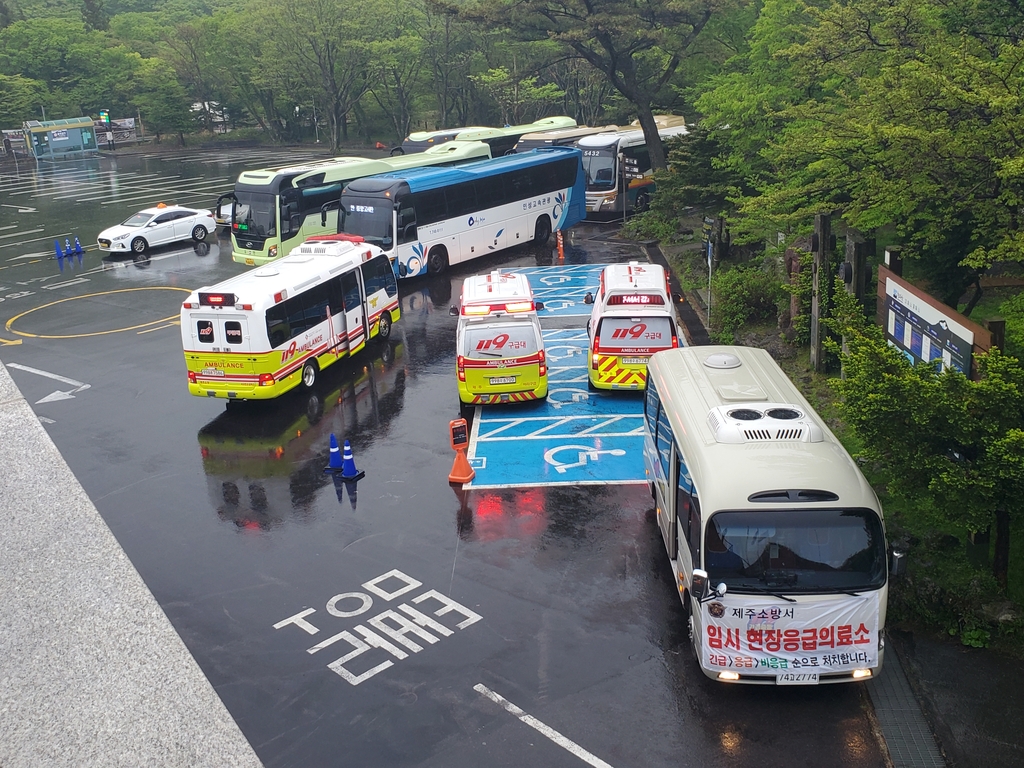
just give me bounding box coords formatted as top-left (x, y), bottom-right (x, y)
top-left (709, 262), bottom-right (786, 343)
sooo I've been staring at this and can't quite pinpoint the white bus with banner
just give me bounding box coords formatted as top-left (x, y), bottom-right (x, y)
top-left (643, 345), bottom-right (903, 684)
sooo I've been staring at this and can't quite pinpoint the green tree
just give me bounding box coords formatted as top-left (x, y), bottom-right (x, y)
top-left (134, 56), bottom-right (193, 143)
top-left (471, 64), bottom-right (563, 125)
top-left (0, 73), bottom-right (49, 124)
top-left (469, 0), bottom-right (725, 170)
top-left (827, 288), bottom-right (1024, 590)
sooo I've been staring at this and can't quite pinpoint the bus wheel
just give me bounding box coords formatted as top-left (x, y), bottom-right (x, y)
top-left (427, 246), bottom-right (448, 275)
top-left (685, 596), bottom-right (700, 664)
top-left (302, 360), bottom-right (319, 388)
top-left (131, 237), bottom-right (147, 254)
top-left (377, 312), bottom-right (392, 341)
top-left (534, 216), bottom-right (551, 245)
top-left (634, 191), bottom-right (650, 214)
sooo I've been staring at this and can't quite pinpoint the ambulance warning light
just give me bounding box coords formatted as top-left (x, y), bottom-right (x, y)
top-left (199, 292), bottom-right (236, 306)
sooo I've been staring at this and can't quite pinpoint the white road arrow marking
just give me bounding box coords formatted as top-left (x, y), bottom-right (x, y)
top-left (6, 363), bottom-right (90, 404)
top-left (0, 204), bottom-right (38, 213)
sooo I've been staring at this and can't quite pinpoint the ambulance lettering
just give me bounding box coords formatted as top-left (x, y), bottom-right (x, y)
top-left (281, 334), bottom-right (325, 363)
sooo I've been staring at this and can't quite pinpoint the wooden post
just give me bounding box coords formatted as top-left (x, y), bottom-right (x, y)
top-left (988, 319), bottom-right (1005, 352)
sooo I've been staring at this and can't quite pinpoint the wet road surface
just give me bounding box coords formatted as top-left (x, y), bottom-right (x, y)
top-left (0, 150), bottom-right (884, 767)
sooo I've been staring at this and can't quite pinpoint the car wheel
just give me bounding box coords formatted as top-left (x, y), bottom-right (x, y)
top-left (131, 237), bottom-right (147, 254)
top-left (427, 246), bottom-right (448, 276)
top-left (302, 361), bottom-right (318, 388)
top-left (634, 191), bottom-right (650, 214)
top-left (390, 147), bottom-right (404, 156)
top-left (377, 311), bottom-right (392, 341)
top-left (192, 225), bottom-right (208, 242)
top-left (534, 216), bottom-right (551, 245)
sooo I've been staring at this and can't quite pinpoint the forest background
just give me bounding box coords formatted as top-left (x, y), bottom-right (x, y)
top-left (2, 0), bottom-right (1024, 650)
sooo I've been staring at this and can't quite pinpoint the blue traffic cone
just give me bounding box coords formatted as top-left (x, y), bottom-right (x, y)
top-left (74, 237), bottom-right (83, 264)
top-left (64, 238), bottom-right (72, 257)
top-left (325, 433), bottom-right (344, 472)
top-left (54, 240), bottom-right (64, 271)
top-left (339, 439), bottom-right (365, 481)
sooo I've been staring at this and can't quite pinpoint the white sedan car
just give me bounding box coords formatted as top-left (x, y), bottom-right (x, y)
top-left (97, 204), bottom-right (216, 254)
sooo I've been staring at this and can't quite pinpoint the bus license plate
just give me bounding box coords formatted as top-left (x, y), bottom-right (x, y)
top-left (777, 673), bottom-right (818, 685)
top-left (202, 368), bottom-right (225, 377)
top-left (489, 376), bottom-right (516, 385)
top-left (245, 258), bottom-right (255, 266)
top-left (622, 357), bottom-right (649, 366)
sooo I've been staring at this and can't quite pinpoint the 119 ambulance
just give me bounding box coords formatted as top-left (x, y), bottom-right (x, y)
top-left (181, 236), bottom-right (399, 400)
top-left (451, 271), bottom-right (547, 412)
top-left (584, 261), bottom-right (681, 390)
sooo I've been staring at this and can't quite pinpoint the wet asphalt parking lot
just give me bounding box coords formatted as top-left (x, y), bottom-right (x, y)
top-left (0, 149), bottom-right (884, 767)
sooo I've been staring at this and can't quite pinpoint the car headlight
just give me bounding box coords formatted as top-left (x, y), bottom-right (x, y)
top-left (113, 233), bottom-right (129, 241)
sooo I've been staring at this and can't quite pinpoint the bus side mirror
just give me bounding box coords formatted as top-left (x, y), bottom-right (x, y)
top-left (584, 292), bottom-right (594, 305)
top-left (691, 568), bottom-right (708, 601)
top-left (449, 305), bottom-right (459, 317)
top-left (889, 549), bottom-right (906, 578)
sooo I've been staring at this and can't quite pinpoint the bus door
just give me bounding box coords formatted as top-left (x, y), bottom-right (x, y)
top-left (340, 269), bottom-right (368, 355)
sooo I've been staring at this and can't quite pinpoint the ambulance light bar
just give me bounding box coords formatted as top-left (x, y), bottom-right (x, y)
top-left (462, 300), bottom-right (535, 315)
top-left (607, 294), bottom-right (664, 306)
top-left (198, 292), bottom-right (236, 306)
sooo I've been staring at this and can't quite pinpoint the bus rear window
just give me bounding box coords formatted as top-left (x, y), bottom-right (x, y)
top-left (197, 320), bottom-right (214, 344)
top-left (597, 317), bottom-right (673, 350)
top-left (463, 324), bottom-right (539, 358)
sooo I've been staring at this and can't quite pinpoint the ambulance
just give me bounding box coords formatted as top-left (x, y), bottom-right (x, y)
top-left (584, 261), bottom-right (680, 390)
top-left (181, 236), bottom-right (399, 401)
top-left (451, 271), bottom-right (547, 409)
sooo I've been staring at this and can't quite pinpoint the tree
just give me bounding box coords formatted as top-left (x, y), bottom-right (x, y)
top-left (255, 0), bottom-right (373, 151)
top-left (134, 57), bottom-right (193, 144)
top-left (827, 288), bottom-right (1024, 590)
top-left (471, 64), bottom-right (563, 125)
top-left (469, 0), bottom-right (724, 170)
top-left (0, 73), bottom-right (49, 124)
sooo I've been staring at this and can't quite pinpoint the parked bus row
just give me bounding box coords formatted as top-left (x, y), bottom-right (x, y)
top-left (215, 114), bottom-right (689, 271)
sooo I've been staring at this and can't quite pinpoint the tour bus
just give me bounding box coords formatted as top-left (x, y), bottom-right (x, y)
top-left (397, 116), bottom-right (577, 156)
top-left (451, 270), bottom-right (547, 412)
top-left (583, 261), bottom-right (680, 390)
top-left (577, 115), bottom-right (688, 217)
top-left (333, 146), bottom-right (586, 278)
top-left (181, 236), bottom-right (400, 401)
top-left (644, 346), bottom-right (899, 685)
top-left (512, 124), bottom-right (620, 153)
top-left (218, 141), bottom-right (492, 267)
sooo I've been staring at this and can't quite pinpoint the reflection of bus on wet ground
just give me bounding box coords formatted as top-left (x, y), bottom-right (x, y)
top-left (197, 338), bottom-right (406, 530)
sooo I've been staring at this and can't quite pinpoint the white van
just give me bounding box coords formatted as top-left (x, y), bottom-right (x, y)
top-left (450, 271), bottom-right (547, 413)
top-left (584, 261), bottom-right (680, 390)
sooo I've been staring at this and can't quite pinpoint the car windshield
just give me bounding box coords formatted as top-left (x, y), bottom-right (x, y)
top-left (704, 508), bottom-right (887, 593)
top-left (121, 212), bottom-right (153, 227)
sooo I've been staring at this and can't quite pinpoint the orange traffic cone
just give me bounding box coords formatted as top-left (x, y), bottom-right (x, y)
top-left (448, 447), bottom-right (475, 484)
top-left (556, 230), bottom-right (565, 260)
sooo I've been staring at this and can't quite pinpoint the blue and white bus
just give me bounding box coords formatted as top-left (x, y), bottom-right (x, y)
top-left (333, 147), bottom-right (586, 278)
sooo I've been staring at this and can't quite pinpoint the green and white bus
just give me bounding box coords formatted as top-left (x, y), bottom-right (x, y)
top-left (644, 345), bottom-right (902, 685)
top-left (218, 141), bottom-right (492, 267)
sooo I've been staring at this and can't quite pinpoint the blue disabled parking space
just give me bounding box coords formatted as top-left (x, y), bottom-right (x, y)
top-left (516, 264), bottom-right (605, 318)
top-left (466, 329), bottom-right (647, 489)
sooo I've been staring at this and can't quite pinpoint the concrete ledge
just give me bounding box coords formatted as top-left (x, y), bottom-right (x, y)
top-left (0, 361), bottom-right (262, 768)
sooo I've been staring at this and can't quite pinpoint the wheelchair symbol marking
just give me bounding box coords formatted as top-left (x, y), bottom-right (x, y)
top-left (543, 444), bottom-right (627, 473)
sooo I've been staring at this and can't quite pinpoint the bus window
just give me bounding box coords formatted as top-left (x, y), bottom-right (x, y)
top-left (413, 190), bottom-right (447, 226)
top-left (446, 181), bottom-right (477, 218)
top-left (397, 204), bottom-right (417, 244)
top-left (361, 256), bottom-right (398, 298)
top-left (341, 270), bottom-right (361, 311)
top-left (677, 475), bottom-right (700, 564)
top-left (477, 176), bottom-right (506, 209)
top-left (655, 402), bottom-right (672, 479)
top-left (622, 145), bottom-right (651, 175)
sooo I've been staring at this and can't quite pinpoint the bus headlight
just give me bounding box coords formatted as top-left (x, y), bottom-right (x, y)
top-left (852, 669), bottom-right (872, 679)
top-left (269, 245), bottom-right (278, 258)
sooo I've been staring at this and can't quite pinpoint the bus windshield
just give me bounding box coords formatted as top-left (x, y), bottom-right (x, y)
top-left (233, 190), bottom-right (277, 238)
top-left (704, 509), bottom-right (886, 593)
top-left (580, 149), bottom-right (616, 189)
top-left (340, 196), bottom-right (393, 248)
